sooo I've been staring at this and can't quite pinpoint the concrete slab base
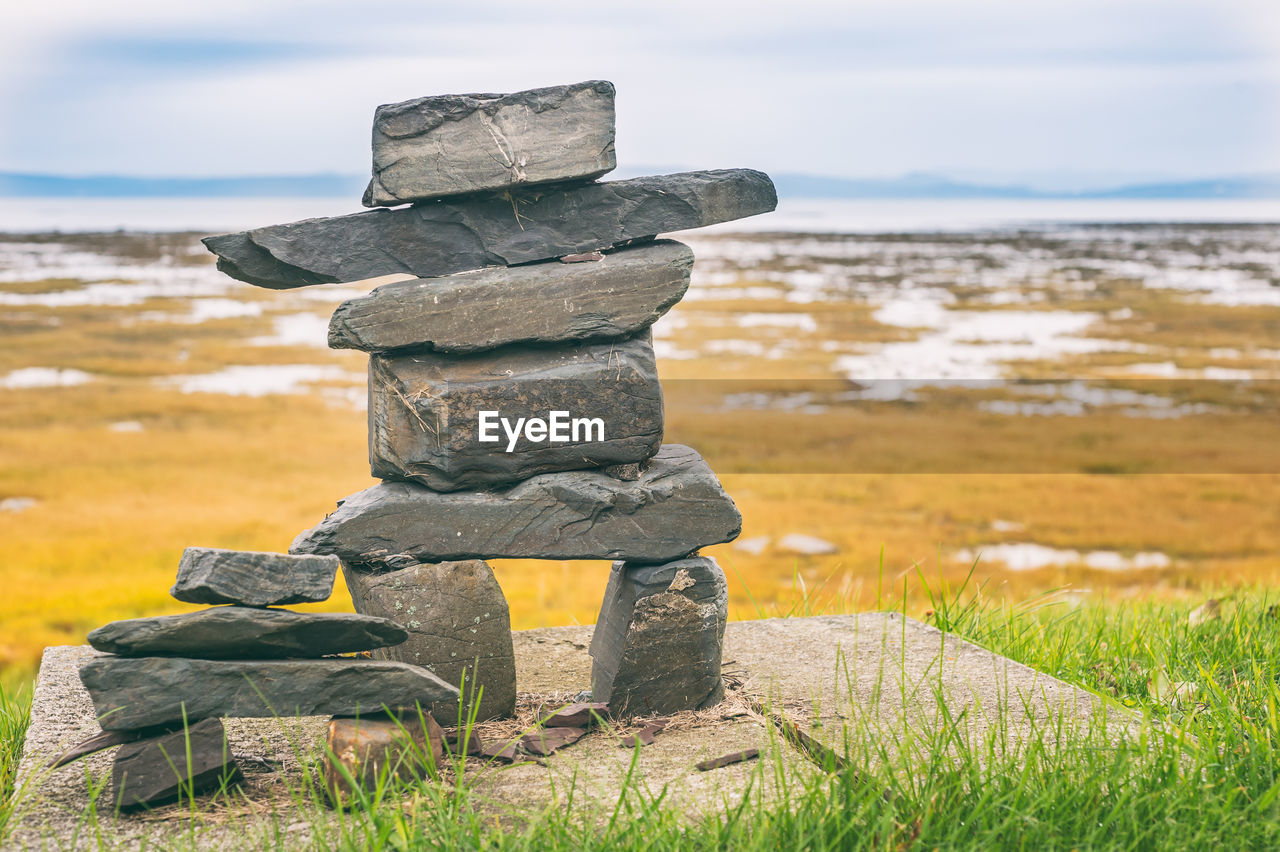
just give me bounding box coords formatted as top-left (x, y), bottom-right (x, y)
top-left (9, 613), bottom-right (1136, 849)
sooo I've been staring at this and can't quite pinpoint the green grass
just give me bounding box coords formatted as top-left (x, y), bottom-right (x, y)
top-left (7, 580), bottom-right (1280, 849)
top-left (0, 681), bottom-right (31, 842)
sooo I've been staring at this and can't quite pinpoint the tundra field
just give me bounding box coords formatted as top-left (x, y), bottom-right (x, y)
top-left (1, 224), bottom-right (1279, 684)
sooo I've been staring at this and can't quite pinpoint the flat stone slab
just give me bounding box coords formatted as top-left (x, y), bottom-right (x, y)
top-left (80, 657), bottom-right (459, 730)
top-left (723, 616), bottom-right (1144, 761)
top-left (344, 560), bottom-right (517, 721)
top-left (290, 444), bottom-right (741, 567)
top-left (364, 80), bottom-right (616, 207)
top-left (201, 169), bottom-right (776, 290)
top-left (14, 615), bottom-right (1139, 849)
top-left (87, 607), bottom-right (408, 659)
top-left (522, 616), bottom-right (1141, 752)
top-left (328, 239), bottom-right (692, 354)
top-left (368, 333), bottom-right (662, 490)
top-left (172, 547), bottom-right (339, 607)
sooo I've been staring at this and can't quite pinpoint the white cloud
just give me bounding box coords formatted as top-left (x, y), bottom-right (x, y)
top-left (2, 0), bottom-right (1278, 180)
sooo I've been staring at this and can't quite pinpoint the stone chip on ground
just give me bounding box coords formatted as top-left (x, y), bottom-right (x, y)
top-left (343, 560), bottom-right (517, 721)
top-left (520, 726), bottom-right (587, 756)
top-left (444, 729), bottom-right (485, 756)
top-left (589, 556), bottom-right (729, 716)
top-left (87, 607), bottom-right (409, 659)
top-left (171, 547), bottom-right (339, 607)
top-left (694, 748), bottom-right (759, 771)
top-left (327, 239), bottom-right (691, 354)
top-left (480, 741), bottom-right (521, 763)
top-left (79, 656), bottom-right (459, 730)
top-left (202, 169), bottom-right (776, 290)
top-left (112, 718), bottom-right (240, 809)
top-left (621, 720), bottom-right (668, 748)
top-left (540, 701), bottom-right (609, 728)
top-left (291, 444), bottom-right (742, 566)
top-left (363, 80), bottom-right (616, 207)
top-left (368, 332), bottom-right (662, 490)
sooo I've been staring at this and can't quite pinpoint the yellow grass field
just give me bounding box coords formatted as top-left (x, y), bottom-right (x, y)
top-left (2, 227), bottom-right (1278, 683)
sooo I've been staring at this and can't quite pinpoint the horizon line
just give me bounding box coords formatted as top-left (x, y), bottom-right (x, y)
top-left (2, 169), bottom-right (1280, 201)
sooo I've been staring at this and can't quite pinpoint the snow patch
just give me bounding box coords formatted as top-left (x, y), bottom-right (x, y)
top-left (1, 367), bottom-right (93, 389)
top-left (251, 313), bottom-right (331, 348)
top-left (161, 365), bottom-right (359, 397)
top-left (955, 542), bottom-right (1171, 572)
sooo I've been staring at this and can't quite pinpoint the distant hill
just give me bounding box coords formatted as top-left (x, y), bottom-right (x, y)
top-left (771, 172), bottom-right (1040, 199)
top-left (769, 172), bottom-right (1280, 200)
top-left (1088, 176), bottom-right (1280, 200)
top-left (2, 170), bottom-right (1279, 201)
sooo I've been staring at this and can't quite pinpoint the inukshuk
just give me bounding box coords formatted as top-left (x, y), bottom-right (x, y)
top-left (205, 80), bottom-right (775, 719)
top-left (76, 547), bottom-right (457, 807)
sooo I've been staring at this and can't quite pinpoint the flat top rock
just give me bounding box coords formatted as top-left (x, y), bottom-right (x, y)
top-left (290, 444), bottom-right (742, 566)
top-left (328, 239), bottom-right (692, 354)
top-left (87, 607), bottom-right (408, 659)
top-left (14, 614), bottom-right (1140, 849)
top-left (202, 169), bottom-right (776, 290)
top-left (172, 547), bottom-right (338, 607)
top-left (365, 80), bottom-right (616, 207)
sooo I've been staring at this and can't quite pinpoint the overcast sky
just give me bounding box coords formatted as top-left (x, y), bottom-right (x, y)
top-left (2, 0), bottom-right (1278, 187)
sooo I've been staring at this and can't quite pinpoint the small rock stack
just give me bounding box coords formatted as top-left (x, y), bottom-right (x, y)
top-left (77, 547), bottom-right (457, 807)
top-left (200, 80), bottom-right (775, 719)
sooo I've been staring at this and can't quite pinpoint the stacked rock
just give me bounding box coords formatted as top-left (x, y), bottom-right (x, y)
top-left (202, 80), bottom-right (775, 719)
top-left (78, 547), bottom-right (458, 807)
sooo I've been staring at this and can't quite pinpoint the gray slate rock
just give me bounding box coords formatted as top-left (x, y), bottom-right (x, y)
top-left (171, 547), bottom-right (338, 607)
top-left (290, 444), bottom-right (741, 566)
top-left (87, 607), bottom-right (408, 659)
top-left (364, 80), bottom-right (616, 207)
top-left (344, 560), bottom-right (516, 721)
top-left (113, 718), bottom-right (240, 809)
top-left (80, 657), bottom-right (459, 730)
top-left (369, 333), bottom-right (662, 491)
top-left (328, 240), bottom-right (691, 354)
top-left (202, 169), bottom-right (776, 290)
top-left (589, 557), bottom-right (728, 716)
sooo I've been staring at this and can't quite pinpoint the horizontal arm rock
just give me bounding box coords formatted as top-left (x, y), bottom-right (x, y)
top-left (290, 445), bottom-right (742, 566)
top-left (202, 169), bottom-right (775, 290)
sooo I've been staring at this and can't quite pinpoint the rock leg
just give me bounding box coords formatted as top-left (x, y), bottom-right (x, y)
top-left (343, 560), bottom-right (517, 721)
top-left (589, 556), bottom-right (727, 716)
